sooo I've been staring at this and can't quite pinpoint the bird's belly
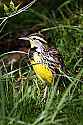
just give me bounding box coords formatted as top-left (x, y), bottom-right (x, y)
top-left (31, 61), bottom-right (53, 84)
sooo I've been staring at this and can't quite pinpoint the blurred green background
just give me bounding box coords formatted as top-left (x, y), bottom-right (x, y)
top-left (0, 0), bottom-right (83, 125)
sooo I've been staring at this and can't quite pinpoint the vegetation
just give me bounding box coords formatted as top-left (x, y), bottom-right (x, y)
top-left (0, 0), bottom-right (83, 125)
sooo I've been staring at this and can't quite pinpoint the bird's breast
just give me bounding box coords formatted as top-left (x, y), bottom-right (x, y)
top-left (31, 60), bottom-right (54, 84)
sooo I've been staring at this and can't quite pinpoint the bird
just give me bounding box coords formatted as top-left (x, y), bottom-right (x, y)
top-left (19, 33), bottom-right (64, 85)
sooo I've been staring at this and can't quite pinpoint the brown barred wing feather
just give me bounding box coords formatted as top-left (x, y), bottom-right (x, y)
top-left (42, 47), bottom-right (64, 76)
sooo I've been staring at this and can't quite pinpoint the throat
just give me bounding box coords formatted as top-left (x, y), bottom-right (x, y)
top-left (36, 46), bottom-right (44, 53)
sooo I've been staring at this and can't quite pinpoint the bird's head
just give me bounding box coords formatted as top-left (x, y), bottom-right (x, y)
top-left (19, 33), bottom-right (47, 49)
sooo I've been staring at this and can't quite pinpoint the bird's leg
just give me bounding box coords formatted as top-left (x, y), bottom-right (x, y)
top-left (43, 85), bottom-right (48, 99)
top-left (41, 84), bottom-right (48, 103)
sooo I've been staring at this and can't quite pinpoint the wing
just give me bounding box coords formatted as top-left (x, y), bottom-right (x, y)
top-left (42, 47), bottom-right (64, 76)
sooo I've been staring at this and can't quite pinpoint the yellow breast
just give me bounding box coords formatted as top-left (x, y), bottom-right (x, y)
top-left (31, 60), bottom-right (54, 84)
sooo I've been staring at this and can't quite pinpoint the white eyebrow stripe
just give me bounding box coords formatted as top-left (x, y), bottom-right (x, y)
top-left (29, 36), bottom-right (47, 43)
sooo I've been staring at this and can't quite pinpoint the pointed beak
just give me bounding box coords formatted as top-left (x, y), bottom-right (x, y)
top-left (19, 37), bottom-right (30, 41)
top-left (19, 37), bottom-right (35, 48)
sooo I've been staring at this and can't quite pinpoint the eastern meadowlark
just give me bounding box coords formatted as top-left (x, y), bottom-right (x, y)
top-left (19, 33), bottom-right (64, 84)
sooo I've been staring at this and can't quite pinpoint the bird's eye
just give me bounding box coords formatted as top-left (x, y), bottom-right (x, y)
top-left (33, 38), bottom-right (36, 40)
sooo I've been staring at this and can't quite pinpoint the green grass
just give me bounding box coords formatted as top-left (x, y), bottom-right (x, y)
top-left (0, 0), bottom-right (83, 125)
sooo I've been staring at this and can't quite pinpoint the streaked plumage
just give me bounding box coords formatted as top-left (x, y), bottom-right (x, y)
top-left (19, 33), bottom-right (64, 84)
